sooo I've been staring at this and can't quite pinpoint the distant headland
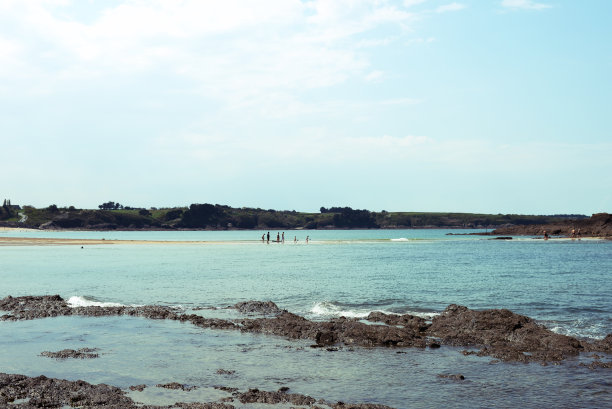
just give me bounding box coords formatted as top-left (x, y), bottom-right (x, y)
top-left (0, 199), bottom-right (608, 237)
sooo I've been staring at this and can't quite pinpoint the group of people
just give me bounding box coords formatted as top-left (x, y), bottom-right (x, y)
top-left (261, 231), bottom-right (309, 244)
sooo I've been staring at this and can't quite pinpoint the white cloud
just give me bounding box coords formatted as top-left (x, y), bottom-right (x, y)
top-left (501, 0), bottom-right (552, 10)
top-left (404, 0), bottom-right (428, 7)
top-left (365, 70), bottom-right (384, 82)
top-left (435, 3), bottom-right (466, 13)
top-left (0, 0), bottom-right (415, 108)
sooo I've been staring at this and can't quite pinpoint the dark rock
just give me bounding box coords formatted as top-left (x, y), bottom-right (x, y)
top-left (583, 334), bottom-right (612, 353)
top-left (214, 386), bottom-right (239, 393)
top-left (427, 304), bottom-right (585, 362)
top-left (333, 403), bottom-right (396, 409)
top-left (316, 330), bottom-right (337, 346)
top-left (173, 403), bottom-right (235, 409)
top-left (0, 295), bottom-right (71, 320)
top-left (237, 388), bottom-right (316, 405)
top-left (216, 369), bottom-right (235, 375)
top-left (365, 311), bottom-right (429, 332)
top-left (232, 300), bottom-right (283, 315)
top-left (40, 348), bottom-right (99, 359)
top-left (579, 360), bottom-right (612, 369)
top-left (437, 373), bottom-right (465, 381)
top-left (0, 372), bottom-right (390, 408)
top-left (156, 382), bottom-right (197, 391)
top-left (0, 372), bottom-right (135, 408)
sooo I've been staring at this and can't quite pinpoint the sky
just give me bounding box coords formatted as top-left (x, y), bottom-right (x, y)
top-left (1, 0), bottom-right (610, 215)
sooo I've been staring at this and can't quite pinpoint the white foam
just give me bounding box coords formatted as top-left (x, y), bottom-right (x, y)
top-left (310, 301), bottom-right (371, 318)
top-left (309, 301), bottom-right (439, 320)
top-left (391, 238), bottom-right (409, 242)
top-left (67, 296), bottom-right (125, 308)
top-left (547, 320), bottom-right (607, 340)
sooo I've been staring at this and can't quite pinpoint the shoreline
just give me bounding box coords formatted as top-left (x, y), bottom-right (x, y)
top-left (2, 296), bottom-right (610, 408)
top-left (0, 236), bottom-right (259, 246)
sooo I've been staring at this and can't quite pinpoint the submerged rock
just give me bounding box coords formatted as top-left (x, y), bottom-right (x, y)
top-left (333, 403), bottom-right (396, 409)
top-left (437, 373), bottom-right (465, 381)
top-left (40, 348), bottom-right (99, 360)
top-left (156, 382), bottom-right (197, 391)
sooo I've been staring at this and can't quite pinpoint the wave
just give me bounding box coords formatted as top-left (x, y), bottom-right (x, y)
top-left (390, 238), bottom-right (409, 242)
top-left (308, 301), bottom-right (439, 320)
top-left (545, 319), bottom-right (608, 340)
top-left (67, 296), bottom-right (126, 308)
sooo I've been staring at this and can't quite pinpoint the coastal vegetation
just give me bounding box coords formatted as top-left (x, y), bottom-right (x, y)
top-left (0, 199), bottom-right (591, 231)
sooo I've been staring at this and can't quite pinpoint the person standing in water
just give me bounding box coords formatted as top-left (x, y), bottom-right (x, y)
top-left (306, 235), bottom-right (309, 243)
top-left (267, 232), bottom-right (270, 243)
top-left (276, 232), bottom-right (280, 243)
top-left (261, 234), bottom-right (265, 243)
top-left (282, 232), bottom-right (285, 243)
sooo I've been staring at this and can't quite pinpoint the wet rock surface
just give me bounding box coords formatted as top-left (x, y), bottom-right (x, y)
top-left (156, 382), bottom-right (197, 391)
top-left (1, 295), bottom-right (610, 365)
top-left (0, 372), bottom-right (391, 409)
top-left (231, 300), bottom-right (283, 315)
top-left (425, 304), bottom-right (598, 363)
top-left (240, 312), bottom-right (428, 348)
top-left (40, 348), bottom-right (99, 360)
top-left (0, 372), bottom-right (135, 408)
top-left (237, 387), bottom-right (316, 405)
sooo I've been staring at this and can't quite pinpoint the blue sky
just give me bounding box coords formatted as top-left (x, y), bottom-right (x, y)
top-left (1, 0), bottom-right (610, 214)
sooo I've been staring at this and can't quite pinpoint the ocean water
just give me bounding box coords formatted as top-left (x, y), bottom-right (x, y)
top-left (0, 229), bottom-right (611, 408)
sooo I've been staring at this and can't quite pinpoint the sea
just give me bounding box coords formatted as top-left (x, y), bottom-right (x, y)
top-left (0, 229), bottom-right (610, 408)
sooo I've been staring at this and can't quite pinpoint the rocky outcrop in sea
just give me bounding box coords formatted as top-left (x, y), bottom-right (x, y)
top-left (1, 295), bottom-right (610, 365)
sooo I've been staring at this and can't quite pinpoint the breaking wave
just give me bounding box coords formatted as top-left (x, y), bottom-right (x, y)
top-left (309, 301), bottom-right (439, 320)
top-left (67, 296), bottom-right (126, 308)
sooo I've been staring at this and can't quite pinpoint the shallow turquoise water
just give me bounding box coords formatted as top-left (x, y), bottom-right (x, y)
top-left (0, 229), bottom-right (611, 408)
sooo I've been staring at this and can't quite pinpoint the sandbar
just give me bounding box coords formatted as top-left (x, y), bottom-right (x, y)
top-left (0, 237), bottom-right (252, 246)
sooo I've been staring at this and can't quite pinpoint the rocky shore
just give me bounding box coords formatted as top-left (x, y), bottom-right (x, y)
top-left (1, 295), bottom-right (610, 364)
top-left (487, 212), bottom-right (612, 238)
top-left (1, 295), bottom-right (610, 408)
top-left (0, 373), bottom-right (394, 409)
